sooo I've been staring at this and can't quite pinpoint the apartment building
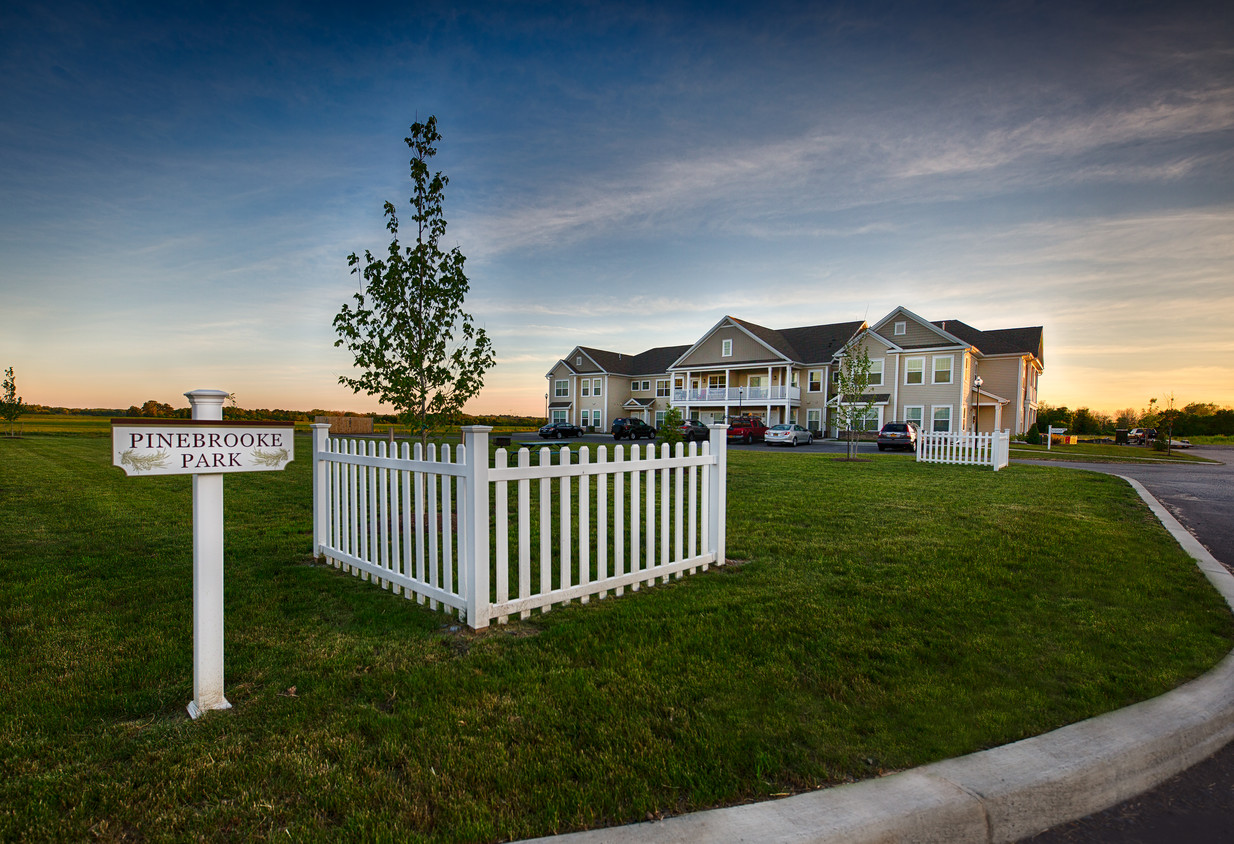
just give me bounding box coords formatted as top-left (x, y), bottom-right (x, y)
top-left (545, 306), bottom-right (1043, 436)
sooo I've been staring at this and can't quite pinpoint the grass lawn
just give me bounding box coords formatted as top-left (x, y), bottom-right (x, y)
top-left (2, 439), bottom-right (1231, 842)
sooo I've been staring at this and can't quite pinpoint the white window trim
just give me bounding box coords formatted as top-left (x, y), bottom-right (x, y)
top-left (656, 379), bottom-right (670, 398)
top-left (554, 379), bottom-right (569, 398)
top-left (904, 405), bottom-right (924, 426)
top-left (868, 359), bottom-right (885, 387)
top-left (931, 405), bottom-right (953, 432)
top-left (808, 370), bottom-right (823, 392)
top-left (721, 338), bottom-right (733, 357)
top-left (592, 378), bottom-right (602, 396)
top-left (581, 409), bottom-right (590, 426)
top-left (904, 357), bottom-right (925, 385)
top-left (551, 409), bottom-right (567, 423)
top-left (894, 321), bottom-right (907, 336)
top-left (655, 410), bottom-right (667, 426)
top-left (581, 380), bottom-right (590, 397)
top-left (932, 356), bottom-right (953, 385)
top-left (575, 355), bottom-right (582, 366)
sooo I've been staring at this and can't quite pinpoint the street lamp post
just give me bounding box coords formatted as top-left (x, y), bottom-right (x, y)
top-left (544, 392), bottom-right (548, 425)
top-left (972, 376), bottom-right (983, 435)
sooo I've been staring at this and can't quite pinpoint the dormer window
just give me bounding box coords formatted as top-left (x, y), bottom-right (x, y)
top-left (722, 339), bottom-right (733, 357)
top-left (894, 321), bottom-right (906, 336)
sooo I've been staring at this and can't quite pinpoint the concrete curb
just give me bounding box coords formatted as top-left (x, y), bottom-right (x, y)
top-left (522, 474), bottom-right (1234, 844)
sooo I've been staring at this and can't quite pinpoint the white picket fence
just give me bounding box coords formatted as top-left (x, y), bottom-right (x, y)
top-left (916, 429), bottom-right (1011, 471)
top-left (310, 425), bottom-right (728, 629)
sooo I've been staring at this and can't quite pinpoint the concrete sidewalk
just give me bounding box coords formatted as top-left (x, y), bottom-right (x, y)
top-left (521, 476), bottom-right (1234, 844)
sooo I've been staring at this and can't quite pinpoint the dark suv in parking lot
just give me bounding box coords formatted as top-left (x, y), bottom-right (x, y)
top-left (877, 421), bottom-right (919, 451)
top-left (611, 418), bottom-right (657, 440)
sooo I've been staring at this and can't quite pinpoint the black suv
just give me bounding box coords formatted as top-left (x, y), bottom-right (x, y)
top-left (876, 421), bottom-right (919, 451)
top-left (611, 418), bottom-right (656, 440)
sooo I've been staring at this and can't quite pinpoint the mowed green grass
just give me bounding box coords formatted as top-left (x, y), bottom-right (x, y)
top-left (1, 438), bottom-right (1230, 842)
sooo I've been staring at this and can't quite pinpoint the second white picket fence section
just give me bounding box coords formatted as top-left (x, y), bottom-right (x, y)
top-left (310, 424), bottom-right (728, 629)
top-left (916, 429), bottom-right (1011, 471)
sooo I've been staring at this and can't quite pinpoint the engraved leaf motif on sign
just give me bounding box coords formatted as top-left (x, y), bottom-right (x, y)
top-left (120, 449), bottom-right (171, 472)
top-left (251, 447), bottom-right (290, 467)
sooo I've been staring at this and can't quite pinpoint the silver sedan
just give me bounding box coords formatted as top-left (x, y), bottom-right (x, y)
top-left (764, 423), bottom-right (814, 447)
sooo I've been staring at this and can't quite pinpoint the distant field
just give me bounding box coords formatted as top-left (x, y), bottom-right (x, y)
top-left (13, 415), bottom-right (538, 439)
top-left (1010, 441), bottom-right (1217, 464)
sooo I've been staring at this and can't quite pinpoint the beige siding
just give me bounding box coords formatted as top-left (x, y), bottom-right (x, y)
top-left (676, 324), bottom-right (780, 368)
top-left (873, 311), bottom-right (948, 349)
top-left (566, 350), bottom-right (602, 374)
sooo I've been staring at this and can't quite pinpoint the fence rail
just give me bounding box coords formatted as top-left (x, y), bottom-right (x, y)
top-left (311, 425), bottom-right (728, 629)
top-left (916, 429), bottom-right (1011, 471)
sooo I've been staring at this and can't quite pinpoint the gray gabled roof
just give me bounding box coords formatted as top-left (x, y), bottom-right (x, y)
top-left (726, 317), bottom-right (866, 365)
top-left (932, 321), bottom-right (1045, 365)
top-left (577, 344), bottom-right (692, 377)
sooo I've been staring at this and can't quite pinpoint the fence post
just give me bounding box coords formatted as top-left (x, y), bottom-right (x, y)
top-left (708, 424), bottom-right (728, 567)
top-left (311, 423), bottom-right (331, 558)
top-left (463, 426), bottom-right (493, 630)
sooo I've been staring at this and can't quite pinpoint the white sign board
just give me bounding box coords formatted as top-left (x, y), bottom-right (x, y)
top-left (112, 420), bottom-right (295, 476)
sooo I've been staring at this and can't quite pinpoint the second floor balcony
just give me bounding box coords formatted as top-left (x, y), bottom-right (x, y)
top-left (672, 386), bottom-right (801, 404)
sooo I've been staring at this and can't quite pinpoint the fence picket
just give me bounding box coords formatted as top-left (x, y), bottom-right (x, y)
top-left (495, 448), bottom-right (509, 624)
top-left (578, 447), bottom-right (590, 604)
top-left (518, 448), bottom-right (531, 619)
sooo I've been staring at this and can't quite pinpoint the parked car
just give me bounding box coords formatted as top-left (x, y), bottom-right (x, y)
top-left (611, 417), bottom-right (657, 440)
top-left (538, 421), bottom-right (584, 439)
top-left (877, 421), bottom-right (919, 451)
top-left (1169, 438), bottom-right (1192, 449)
top-left (764, 423), bottom-right (813, 447)
top-left (1128, 427), bottom-right (1160, 444)
top-left (726, 416), bottom-right (768, 444)
top-left (678, 419), bottom-right (710, 443)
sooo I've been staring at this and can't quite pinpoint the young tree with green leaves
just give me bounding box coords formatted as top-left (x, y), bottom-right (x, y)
top-left (335, 116), bottom-right (495, 449)
top-left (833, 339), bottom-right (875, 459)
top-left (656, 405), bottom-right (684, 448)
top-left (2, 367), bottom-right (24, 437)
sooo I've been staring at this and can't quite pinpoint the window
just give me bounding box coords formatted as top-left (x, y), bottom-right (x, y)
top-left (791, 371), bottom-right (799, 388)
top-left (905, 406), bottom-right (924, 427)
top-left (655, 410), bottom-right (666, 427)
top-left (554, 379), bottom-right (569, 398)
top-left (933, 356), bottom-right (953, 384)
top-left (592, 378), bottom-right (602, 396)
top-left (868, 359), bottom-right (884, 387)
top-left (894, 321), bottom-right (907, 336)
top-left (708, 374), bottom-right (726, 389)
top-left (551, 409), bottom-right (567, 423)
top-left (932, 406), bottom-right (952, 432)
top-left (808, 370), bottom-right (823, 392)
top-left (905, 358), bottom-right (924, 385)
top-left (656, 379), bottom-right (670, 398)
top-left (807, 408), bottom-right (822, 431)
top-left (638, 379), bottom-right (651, 392)
top-left (581, 380), bottom-right (590, 397)
top-left (575, 355), bottom-right (582, 366)
top-left (857, 407), bottom-right (880, 431)
top-left (580, 409), bottom-right (590, 426)
top-left (592, 410), bottom-right (602, 429)
top-left (721, 338), bottom-right (733, 357)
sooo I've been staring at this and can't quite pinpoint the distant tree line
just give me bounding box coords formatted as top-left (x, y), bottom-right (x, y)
top-left (19, 401), bottom-right (543, 429)
top-left (1036, 401), bottom-right (1234, 437)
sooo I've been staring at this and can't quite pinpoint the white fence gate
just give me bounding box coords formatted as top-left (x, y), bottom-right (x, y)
top-left (916, 429), bottom-right (1011, 471)
top-left (310, 425), bottom-right (728, 629)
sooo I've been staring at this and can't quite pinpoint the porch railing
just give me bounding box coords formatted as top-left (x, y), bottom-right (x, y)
top-left (672, 386), bottom-right (800, 404)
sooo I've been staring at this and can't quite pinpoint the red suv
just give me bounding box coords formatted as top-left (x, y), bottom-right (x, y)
top-left (726, 416), bottom-right (768, 444)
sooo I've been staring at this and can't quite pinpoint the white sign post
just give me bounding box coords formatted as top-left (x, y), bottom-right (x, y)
top-left (111, 389), bottom-right (296, 719)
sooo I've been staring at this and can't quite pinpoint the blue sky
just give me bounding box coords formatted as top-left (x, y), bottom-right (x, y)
top-left (3, 0), bottom-right (1231, 415)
